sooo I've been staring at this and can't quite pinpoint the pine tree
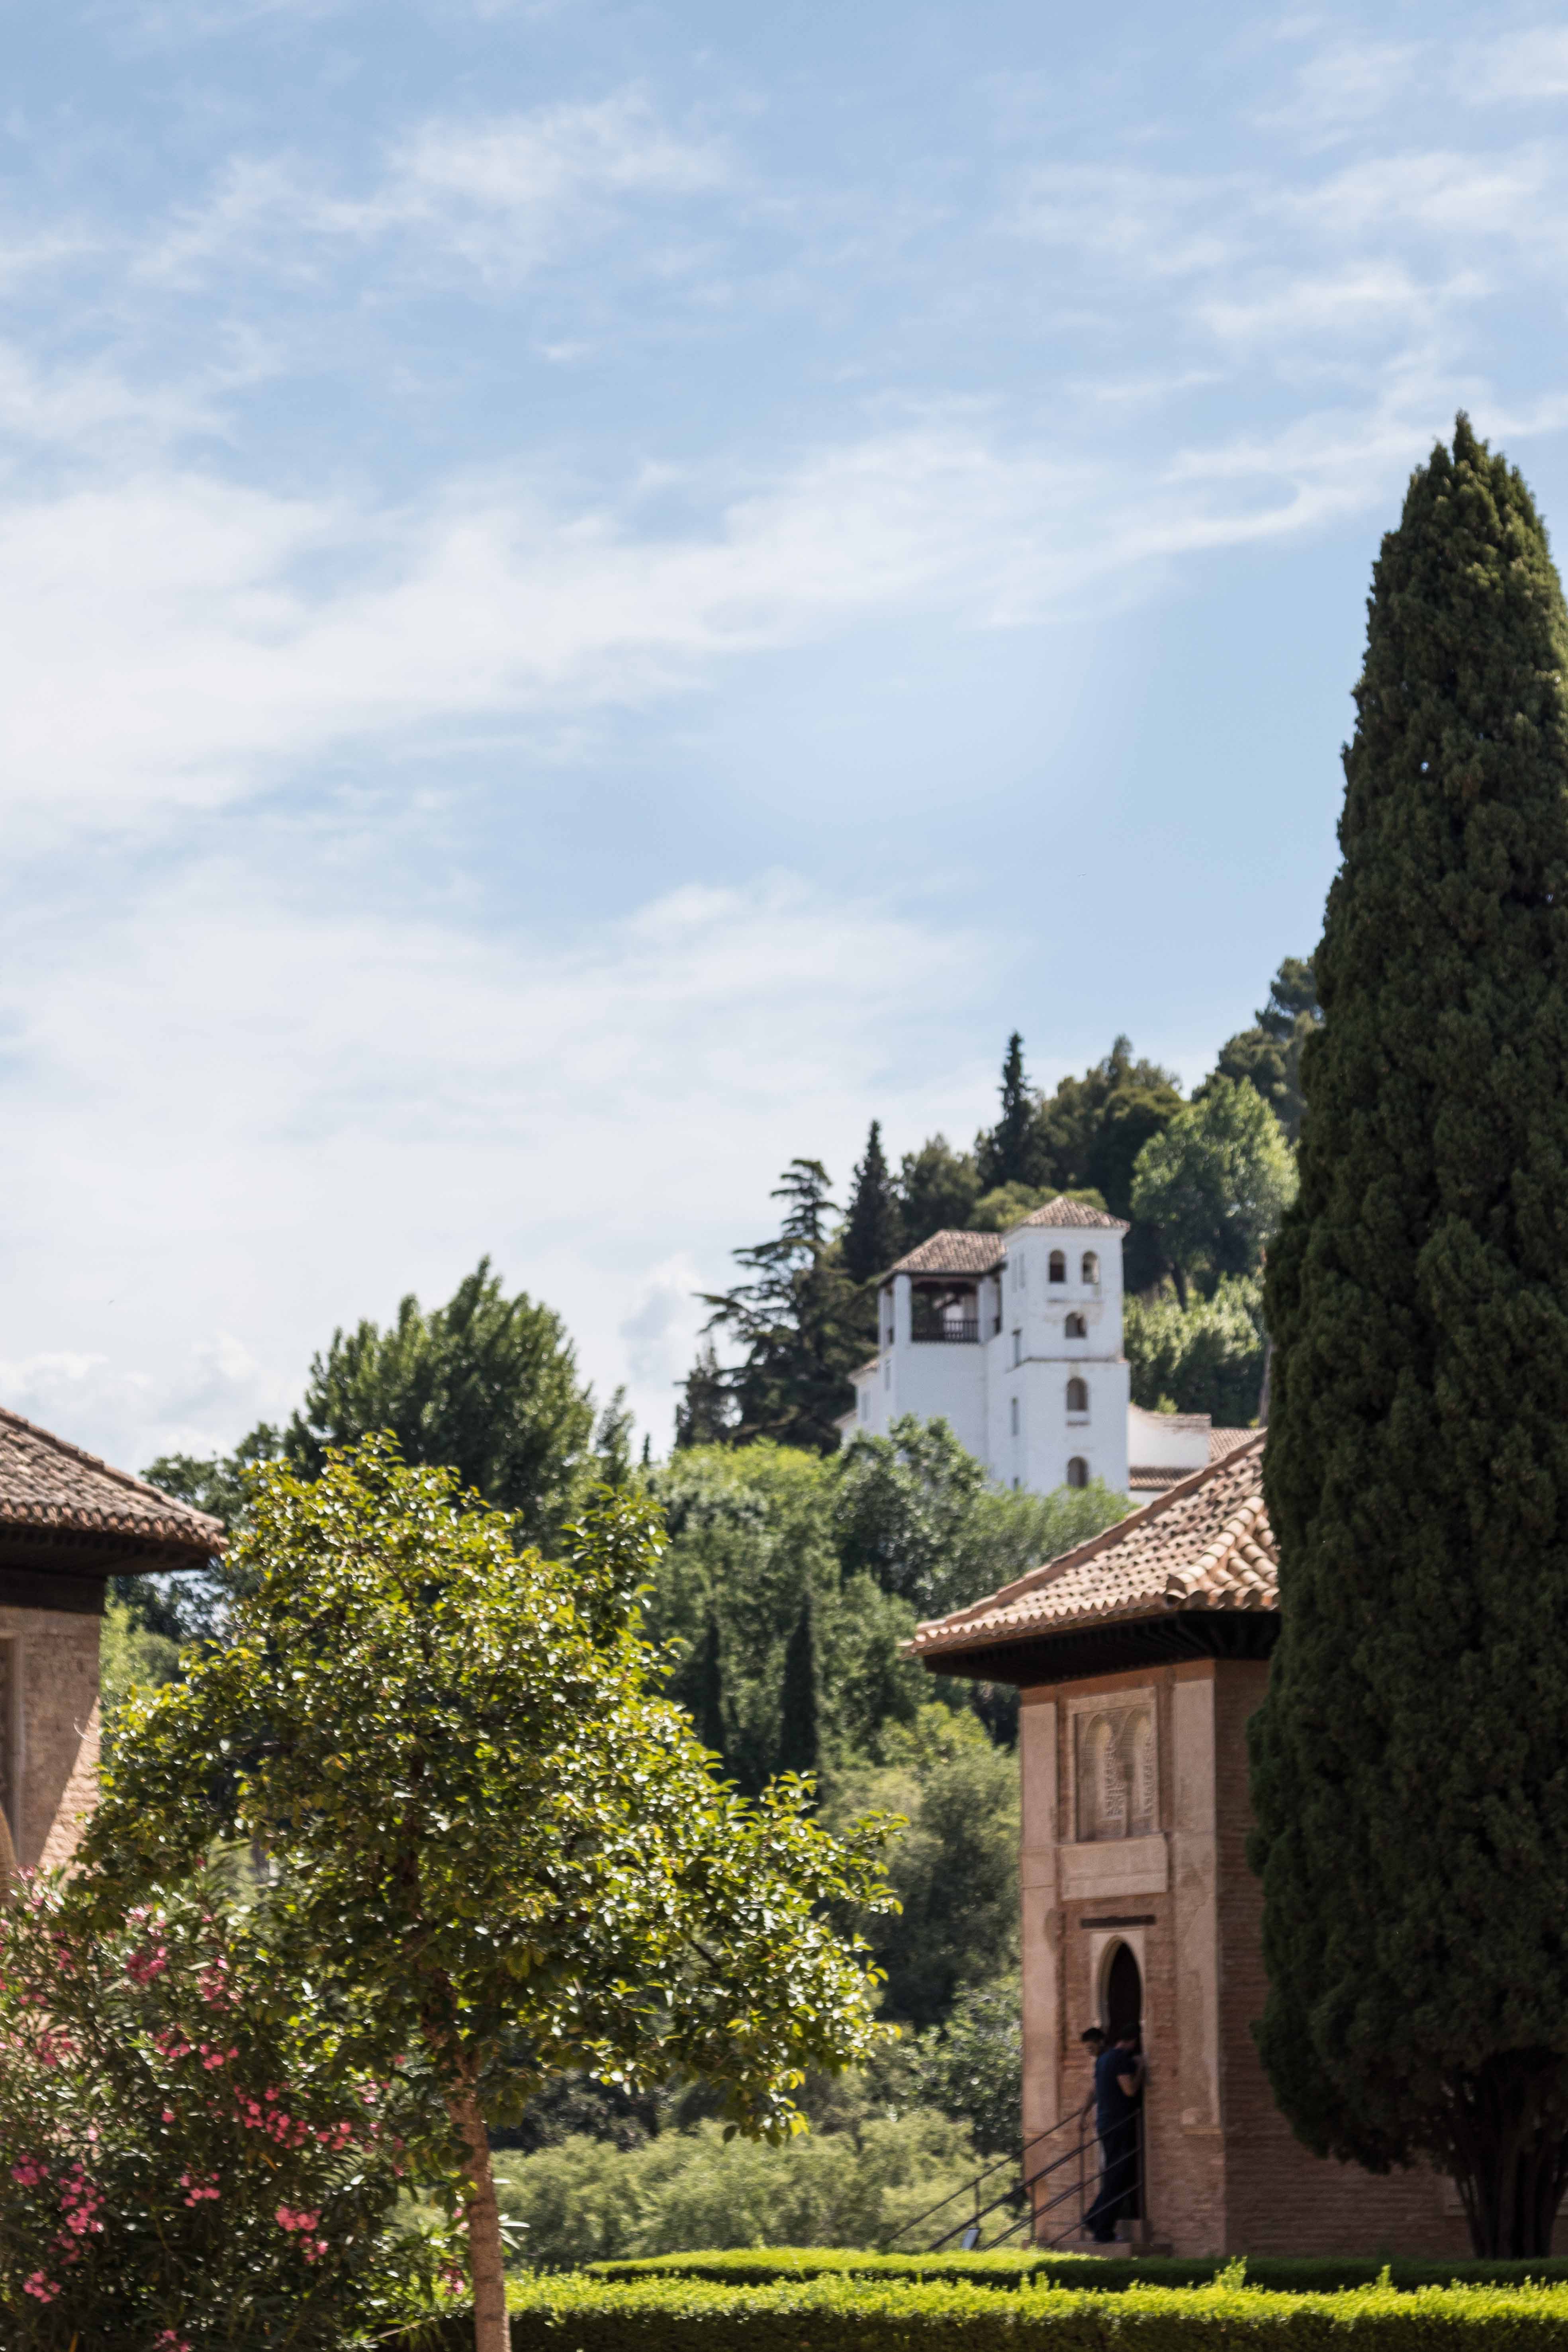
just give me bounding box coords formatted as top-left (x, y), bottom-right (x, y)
top-left (777, 1597), bottom-right (819, 1781)
top-left (976, 1033), bottom-right (1039, 1191)
top-left (699, 1161), bottom-right (861, 1452)
top-left (1249, 417), bottom-right (1568, 2255)
top-left (674, 1340), bottom-right (734, 1448)
top-left (843, 1119), bottom-right (902, 1283)
top-left (692, 1609), bottom-right (726, 1759)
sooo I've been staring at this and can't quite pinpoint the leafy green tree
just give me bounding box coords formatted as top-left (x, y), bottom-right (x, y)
top-left (283, 1257), bottom-right (594, 1545)
top-left (141, 1423), bottom-right (283, 1541)
top-left (897, 1137), bottom-right (981, 1251)
top-left (75, 1443), bottom-right (897, 2352)
top-left (98, 1598), bottom-right (181, 1729)
top-left (843, 1121), bottom-right (902, 1284)
top-left (834, 1708), bottom-right (1019, 2028)
top-left (1131, 1077), bottom-right (1297, 1305)
top-left (833, 1414), bottom-right (1128, 1620)
top-left (1124, 1275), bottom-right (1266, 1424)
top-left (1207, 957), bottom-right (1322, 1143)
top-left (778, 1600), bottom-right (820, 1780)
top-left (1249, 417), bottom-right (1568, 2257)
top-left (966, 1181), bottom-right (1050, 1232)
top-left (646, 1442), bottom-right (927, 1793)
top-left (490, 2106), bottom-right (979, 2267)
top-left (699, 1161), bottom-right (863, 1452)
top-left (909, 1976), bottom-right (1023, 2158)
top-left (1031, 1038), bottom-right (1184, 1289)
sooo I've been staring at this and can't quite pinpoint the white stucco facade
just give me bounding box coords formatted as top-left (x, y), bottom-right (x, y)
top-left (843, 1198), bottom-right (1216, 1498)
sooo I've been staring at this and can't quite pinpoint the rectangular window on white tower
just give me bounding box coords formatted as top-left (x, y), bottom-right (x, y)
top-left (1010, 1396), bottom-right (1019, 1435)
top-left (1012, 1329), bottom-right (1021, 1367)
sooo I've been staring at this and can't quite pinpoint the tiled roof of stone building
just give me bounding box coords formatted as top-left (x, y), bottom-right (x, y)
top-left (0, 1407), bottom-right (226, 1562)
top-left (883, 1197), bottom-right (1128, 1281)
top-left (885, 1230), bottom-right (1005, 1278)
top-left (911, 1430), bottom-right (1270, 1661)
top-left (1016, 1197), bottom-right (1130, 1233)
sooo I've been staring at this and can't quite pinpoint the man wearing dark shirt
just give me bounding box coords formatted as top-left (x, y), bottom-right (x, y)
top-left (1084, 2027), bottom-right (1143, 2243)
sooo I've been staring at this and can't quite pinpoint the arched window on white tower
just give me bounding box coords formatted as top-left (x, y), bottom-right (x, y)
top-left (1048, 1250), bottom-right (1066, 1283)
top-left (1081, 1250), bottom-right (1100, 1286)
top-left (1066, 1376), bottom-right (1088, 1417)
top-left (1065, 1312), bottom-right (1086, 1339)
top-left (1066, 1455), bottom-right (1088, 1488)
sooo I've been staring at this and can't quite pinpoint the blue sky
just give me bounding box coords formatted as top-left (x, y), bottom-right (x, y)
top-left (6, 0), bottom-right (1568, 1466)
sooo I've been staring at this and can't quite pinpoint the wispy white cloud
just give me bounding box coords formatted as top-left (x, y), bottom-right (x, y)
top-left (0, 403), bottom-right (1467, 846)
top-left (1251, 35), bottom-right (1424, 144)
top-left (140, 92), bottom-right (731, 290)
top-left (0, 866), bottom-right (993, 1460)
top-left (1463, 26), bottom-right (1568, 103)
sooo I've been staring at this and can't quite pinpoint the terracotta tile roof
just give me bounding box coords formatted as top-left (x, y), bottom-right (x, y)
top-left (1015, 1197), bottom-right (1131, 1234)
top-left (884, 1230), bottom-right (1004, 1279)
top-left (1208, 1425), bottom-right (1259, 1462)
top-left (0, 1407), bottom-right (226, 1564)
top-left (881, 1197), bottom-right (1131, 1281)
top-left (911, 1431), bottom-right (1270, 1659)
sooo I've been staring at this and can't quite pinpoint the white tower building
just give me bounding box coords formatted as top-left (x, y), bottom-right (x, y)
top-left (843, 1197), bottom-right (1224, 1498)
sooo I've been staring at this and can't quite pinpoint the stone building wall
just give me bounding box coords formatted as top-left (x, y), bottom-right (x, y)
top-left (0, 1601), bottom-right (102, 1875)
top-left (1020, 1656), bottom-right (1480, 2256)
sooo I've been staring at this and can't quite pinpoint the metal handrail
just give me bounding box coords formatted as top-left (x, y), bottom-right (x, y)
top-left (890, 2098), bottom-right (1143, 2254)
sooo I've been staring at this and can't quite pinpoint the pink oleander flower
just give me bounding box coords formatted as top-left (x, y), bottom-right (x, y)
top-left (22, 2270), bottom-right (60, 2301)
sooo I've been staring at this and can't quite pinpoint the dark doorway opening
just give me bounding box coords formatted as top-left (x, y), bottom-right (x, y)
top-left (1101, 1942), bottom-right (1143, 2221)
top-left (1104, 1941), bottom-right (1142, 2043)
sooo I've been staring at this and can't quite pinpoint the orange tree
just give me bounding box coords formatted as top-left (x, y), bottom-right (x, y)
top-left (72, 1440), bottom-right (897, 2352)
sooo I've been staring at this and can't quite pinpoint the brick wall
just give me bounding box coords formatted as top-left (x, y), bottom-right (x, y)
top-left (1024, 1653), bottom-right (1489, 2257)
top-left (0, 1603), bottom-right (102, 1875)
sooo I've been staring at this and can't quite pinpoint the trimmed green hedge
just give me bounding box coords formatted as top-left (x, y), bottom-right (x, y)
top-left (484, 2276), bottom-right (1568, 2350)
top-left (587, 2253), bottom-right (1568, 2296)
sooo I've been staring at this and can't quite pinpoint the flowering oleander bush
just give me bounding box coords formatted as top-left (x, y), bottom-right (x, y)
top-left (0, 1874), bottom-right (462, 2350)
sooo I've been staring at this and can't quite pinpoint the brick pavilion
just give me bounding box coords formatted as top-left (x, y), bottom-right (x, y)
top-left (0, 1406), bottom-right (223, 1879)
top-left (912, 1433), bottom-right (1473, 2258)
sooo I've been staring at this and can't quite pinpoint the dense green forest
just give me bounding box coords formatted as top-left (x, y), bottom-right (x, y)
top-left (112, 954), bottom-right (1313, 2260)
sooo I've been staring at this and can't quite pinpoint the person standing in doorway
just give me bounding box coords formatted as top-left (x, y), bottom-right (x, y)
top-left (1083, 2026), bottom-right (1143, 2244)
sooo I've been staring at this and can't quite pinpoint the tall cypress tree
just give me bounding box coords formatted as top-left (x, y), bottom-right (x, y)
top-left (843, 1119), bottom-right (901, 1283)
top-left (977, 1033), bottom-right (1038, 1191)
top-left (777, 1598), bottom-right (819, 1782)
top-left (692, 1609), bottom-right (726, 1760)
top-left (1249, 417), bottom-right (1568, 2255)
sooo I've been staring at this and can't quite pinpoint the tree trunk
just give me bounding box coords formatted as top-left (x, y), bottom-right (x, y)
top-left (448, 2074), bottom-right (509, 2352)
top-left (1448, 2055), bottom-right (1568, 2256)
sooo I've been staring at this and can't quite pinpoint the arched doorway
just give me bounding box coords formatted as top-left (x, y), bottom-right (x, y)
top-left (1098, 1943), bottom-right (1143, 2222)
top-left (1104, 1940), bottom-right (1142, 2045)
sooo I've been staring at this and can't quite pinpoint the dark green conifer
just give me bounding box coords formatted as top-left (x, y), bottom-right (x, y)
top-left (777, 1597), bottom-right (819, 1781)
top-left (843, 1119), bottom-right (902, 1283)
top-left (977, 1033), bottom-right (1039, 1191)
top-left (1249, 417), bottom-right (1568, 2255)
top-left (692, 1609), bottom-right (726, 1759)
